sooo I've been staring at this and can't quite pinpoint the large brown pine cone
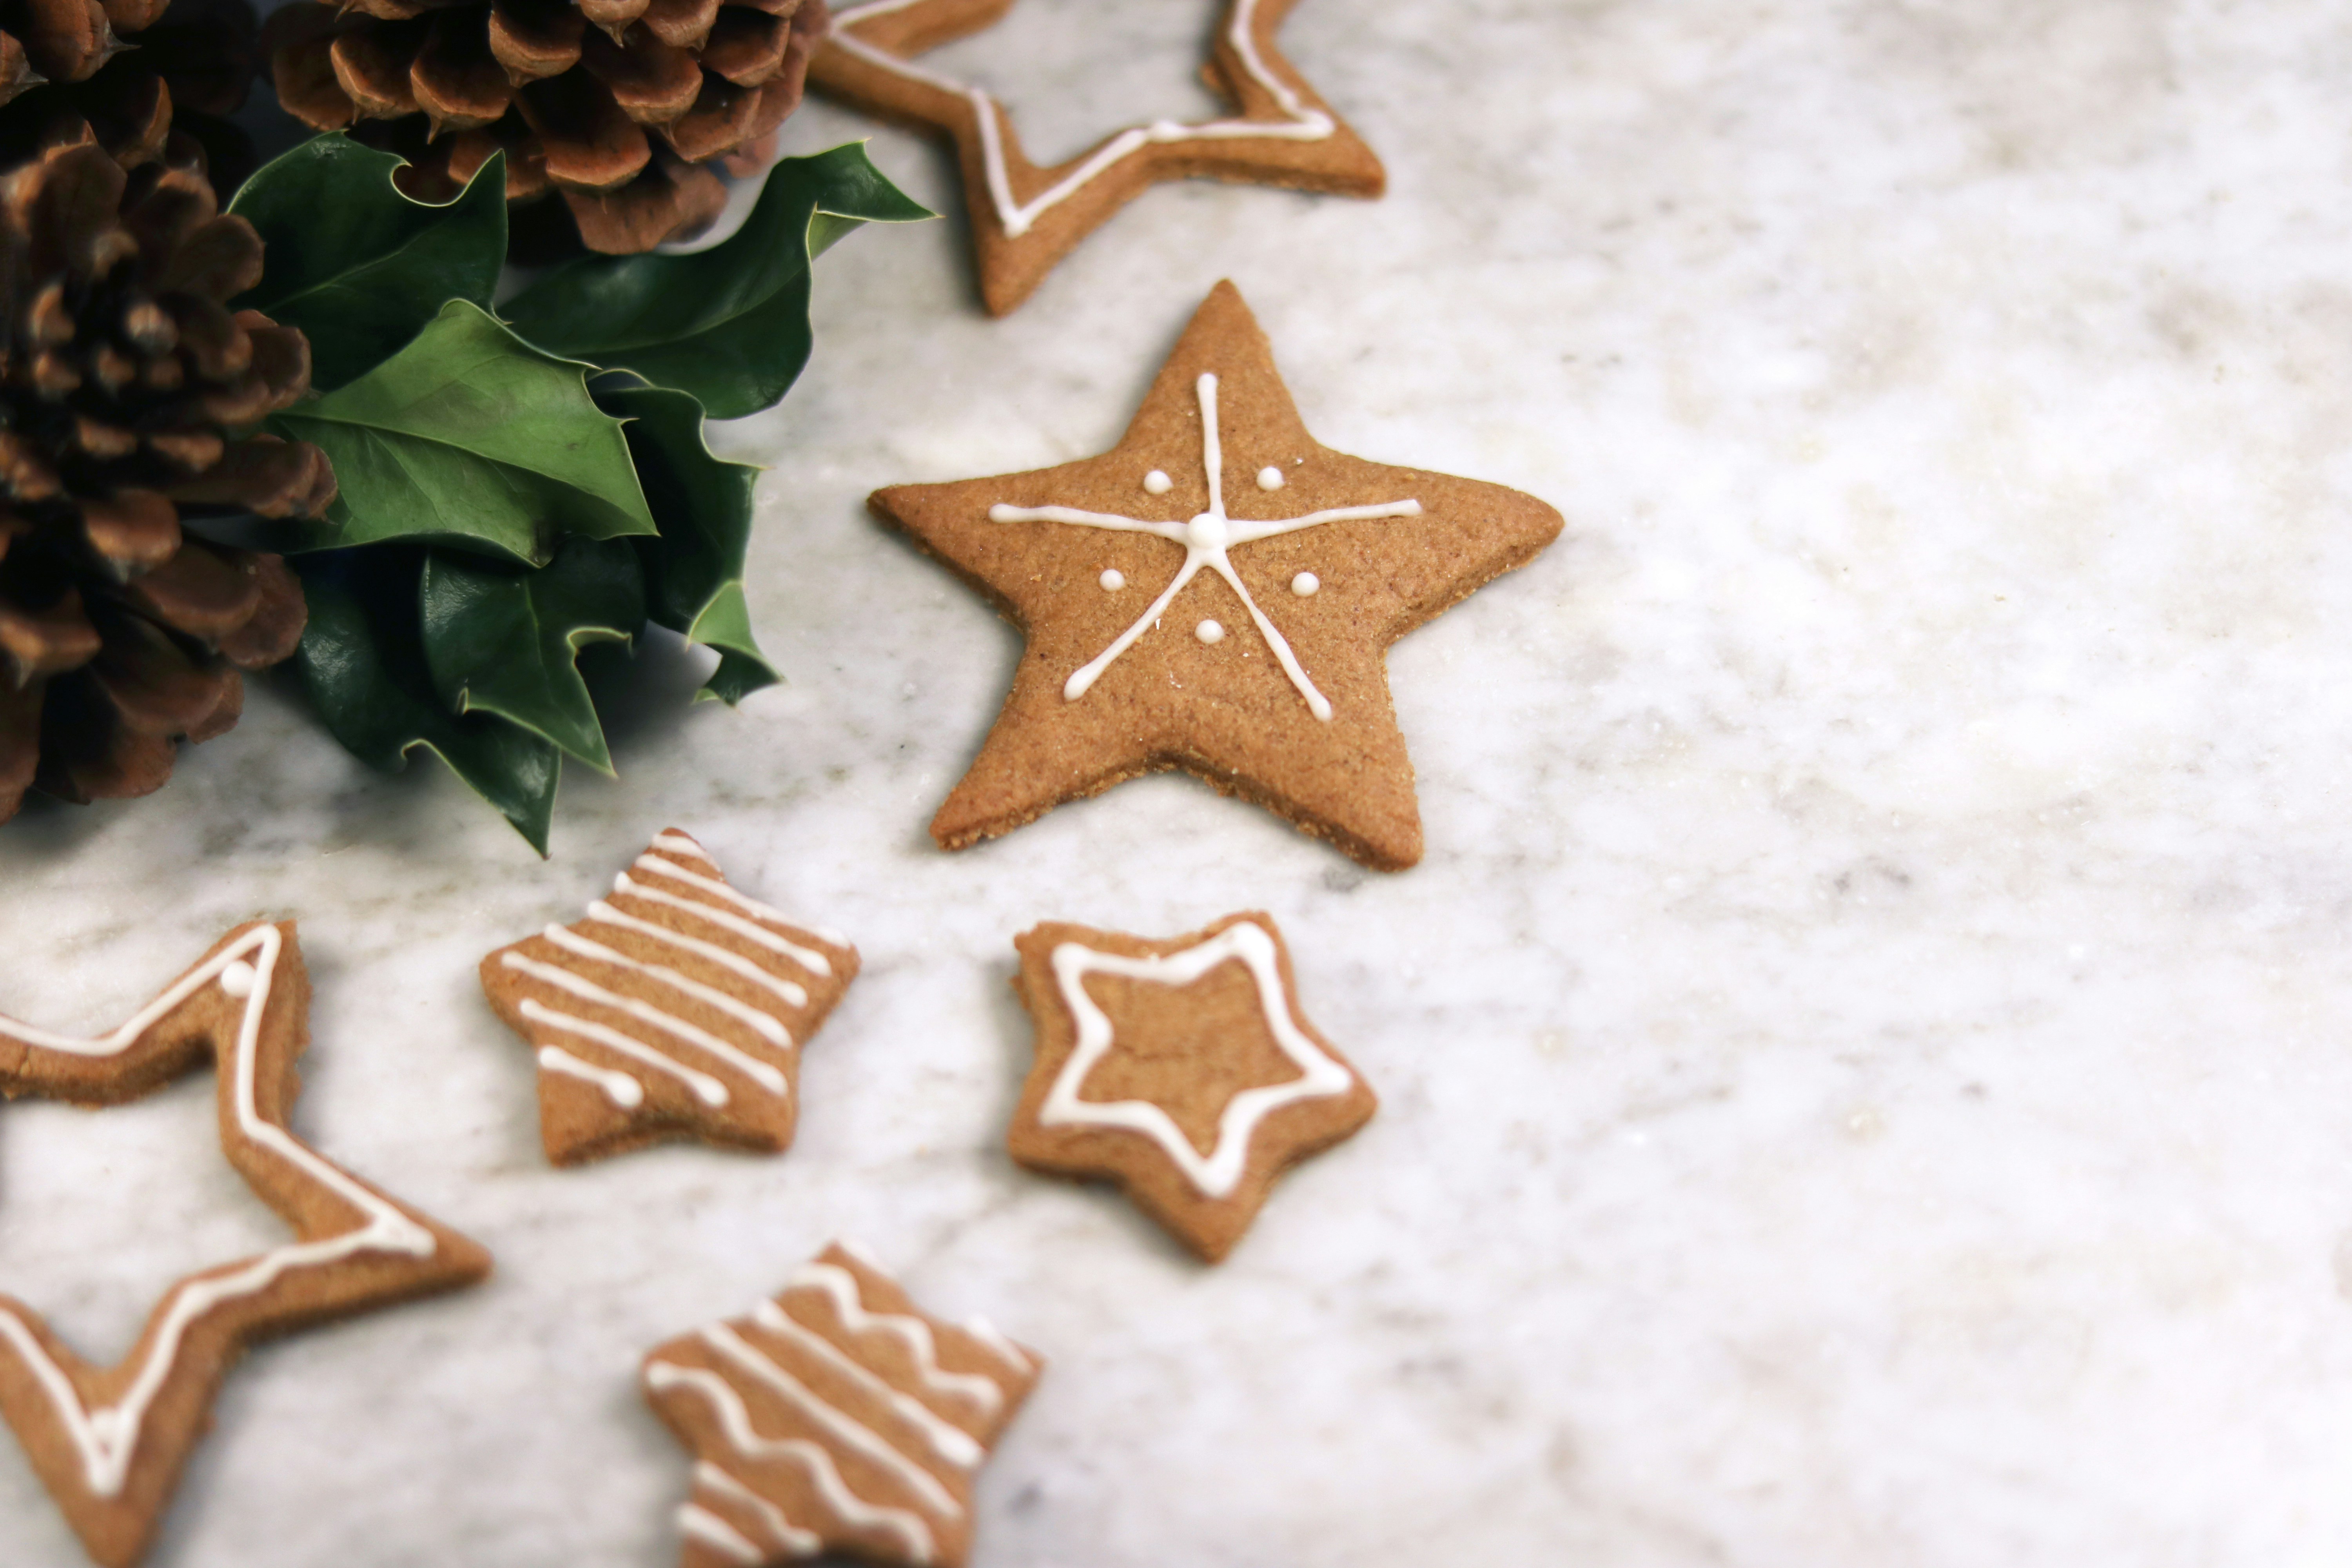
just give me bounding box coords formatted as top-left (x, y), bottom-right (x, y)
top-left (0, 136), bottom-right (335, 824)
top-left (0, 0), bottom-right (260, 185)
top-left (268, 0), bottom-right (827, 255)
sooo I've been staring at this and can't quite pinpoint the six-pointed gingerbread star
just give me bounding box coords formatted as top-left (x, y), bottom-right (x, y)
top-left (870, 280), bottom-right (1564, 870)
top-left (0, 923), bottom-right (490, 1568)
top-left (1008, 911), bottom-right (1374, 1261)
top-left (809, 0), bottom-right (1386, 313)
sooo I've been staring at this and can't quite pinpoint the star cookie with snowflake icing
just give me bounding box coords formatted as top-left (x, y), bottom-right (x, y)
top-left (1007, 911), bottom-right (1374, 1261)
top-left (869, 280), bottom-right (1564, 870)
top-left (0, 923), bottom-right (490, 1568)
top-left (809, 0), bottom-right (1385, 314)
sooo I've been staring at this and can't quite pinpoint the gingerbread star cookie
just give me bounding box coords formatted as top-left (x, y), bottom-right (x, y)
top-left (1008, 911), bottom-right (1373, 1262)
top-left (871, 280), bottom-right (1564, 869)
top-left (481, 829), bottom-right (860, 1166)
top-left (0, 922), bottom-right (490, 1568)
top-left (642, 1240), bottom-right (1042, 1568)
top-left (809, 0), bottom-right (1384, 313)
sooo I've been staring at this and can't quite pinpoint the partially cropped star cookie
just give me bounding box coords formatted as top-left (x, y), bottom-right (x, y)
top-left (1008, 911), bottom-right (1374, 1261)
top-left (809, 0), bottom-right (1384, 314)
top-left (0, 923), bottom-right (490, 1568)
top-left (871, 280), bottom-right (1564, 869)
top-left (481, 829), bottom-right (860, 1166)
top-left (643, 1240), bottom-right (1042, 1568)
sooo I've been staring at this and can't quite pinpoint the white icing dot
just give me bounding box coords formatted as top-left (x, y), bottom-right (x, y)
top-left (1195, 619), bottom-right (1225, 645)
top-left (1143, 470), bottom-right (1173, 495)
top-left (1256, 465), bottom-right (1285, 492)
top-left (1099, 568), bottom-right (1125, 591)
top-left (219, 961), bottom-right (257, 999)
top-left (1291, 572), bottom-right (1321, 597)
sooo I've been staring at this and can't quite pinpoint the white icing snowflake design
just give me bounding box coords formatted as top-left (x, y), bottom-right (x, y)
top-left (989, 372), bottom-right (1421, 721)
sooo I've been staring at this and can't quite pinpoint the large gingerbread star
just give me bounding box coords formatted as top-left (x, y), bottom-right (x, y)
top-left (809, 0), bottom-right (1385, 314)
top-left (0, 923), bottom-right (491, 1568)
top-left (870, 281), bottom-right (1564, 870)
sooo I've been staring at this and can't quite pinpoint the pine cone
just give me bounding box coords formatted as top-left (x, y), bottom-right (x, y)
top-left (0, 136), bottom-right (334, 824)
top-left (267, 0), bottom-right (828, 255)
top-left (0, 0), bottom-right (261, 184)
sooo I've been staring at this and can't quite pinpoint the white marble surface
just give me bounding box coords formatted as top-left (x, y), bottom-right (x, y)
top-left (7, 0), bottom-right (2352, 1561)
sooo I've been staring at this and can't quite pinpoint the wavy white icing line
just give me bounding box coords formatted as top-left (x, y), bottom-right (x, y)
top-left (696, 1460), bottom-right (822, 1558)
top-left (502, 952), bottom-right (788, 1095)
top-left (630, 857), bottom-right (835, 978)
top-left (541, 924), bottom-right (793, 1048)
top-left (650, 831), bottom-right (720, 866)
top-left (702, 1323), bottom-right (962, 1520)
top-left (751, 1299), bottom-right (985, 1468)
top-left (990, 371), bottom-right (1419, 721)
top-left (538, 1044), bottom-right (645, 1109)
top-left (786, 1262), bottom-right (1006, 1418)
top-left (519, 998), bottom-right (728, 1107)
top-left (829, 0), bottom-right (1334, 238)
top-left (1044, 917), bottom-right (1353, 1199)
top-left (958, 1315), bottom-right (1036, 1377)
top-left (0, 927), bottom-right (437, 1498)
top-left (647, 1361), bottom-right (938, 1566)
top-left (615, 873), bottom-right (832, 980)
top-left (678, 1502), bottom-right (762, 1564)
top-left (585, 900), bottom-right (810, 1011)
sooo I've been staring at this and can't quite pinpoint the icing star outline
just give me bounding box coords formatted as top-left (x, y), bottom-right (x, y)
top-left (0, 923), bottom-right (491, 1568)
top-left (810, 0), bottom-right (1386, 314)
top-left (869, 281), bottom-right (1565, 869)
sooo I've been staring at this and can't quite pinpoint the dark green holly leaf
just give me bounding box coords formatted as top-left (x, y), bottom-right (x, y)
top-left (420, 535), bottom-right (646, 773)
top-left (229, 135), bottom-right (506, 390)
top-left (272, 301), bottom-right (657, 565)
top-left (294, 548), bottom-right (562, 853)
top-left (596, 380), bottom-right (778, 704)
top-left (502, 143), bottom-right (930, 419)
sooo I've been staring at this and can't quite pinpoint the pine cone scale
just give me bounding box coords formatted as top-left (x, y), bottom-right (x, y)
top-left (0, 588), bottom-right (102, 682)
top-left (487, 0), bottom-right (583, 82)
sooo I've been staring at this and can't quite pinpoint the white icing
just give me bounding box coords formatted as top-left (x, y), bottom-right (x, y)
top-left (0, 926), bottom-right (437, 1498)
top-left (989, 372), bottom-right (1420, 721)
top-left (702, 1323), bottom-right (963, 1519)
top-left (537, 1045), bottom-right (644, 1109)
top-left (697, 1461), bottom-right (822, 1558)
top-left (786, 1262), bottom-right (1005, 1417)
top-left (503, 953), bottom-right (789, 1095)
top-left (1196, 619), bottom-right (1225, 644)
top-left (1099, 568), bottom-right (1125, 591)
top-left (678, 1503), bottom-right (762, 1565)
top-left (829, 0), bottom-right (1336, 239)
top-left (1256, 465), bottom-right (1285, 491)
top-left (1143, 470), bottom-right (1172, 495)
top-left (1291, 571), bottom-right (1319, 597)
top-left (586, 900), bottom-right (809, 1011)
top-left (218, 962), bottom-right (256, 998)
top-left (1042, 918), bottom-right (1355, 1200)
top-left (650, 831), bottom-right (719, 865)
top-left (646, 1361), bottom-right (938, 1566)
top-left (959, 1316), bottom-right (1036, 1377)
top-left (617, 868), bottom-right (832, 978)
top-left (752, 1299), bottom-right (986, 1468)
top-left (540, 924), bottom-right (793, 1048)
top-left (518, 998), bottom-right (729, 1107)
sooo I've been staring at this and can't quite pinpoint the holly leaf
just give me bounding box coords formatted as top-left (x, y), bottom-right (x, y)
top-left (272, 301), bottom-right (657, 565)
top-left (502, 143), bottom-right (931, 418)
top-left (229, 135), bottom-right (506, 390)
top-left (419, 535), bottom-right (646, 773)
top-left (596, 380), bottom-right (777, 704)
top-left (294, 549), bottom-right (562, 853)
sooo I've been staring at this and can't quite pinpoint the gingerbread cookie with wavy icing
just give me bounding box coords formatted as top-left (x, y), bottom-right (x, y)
top-left (808, 0), bottom-right (1384, 314)
top-left (869, 280), bottom-right (1564, 869)
top-left (481, 829), bottom-right (860, 1166)
top-left (0, 922), bottom-right (490, 1568)
top-left (1007, 910), bottom-right (1374, 1261)
top-left (642, 1240), bottom-right (1042, 1568)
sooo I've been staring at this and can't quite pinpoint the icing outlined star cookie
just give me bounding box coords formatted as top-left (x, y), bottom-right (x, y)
top-left (0, 922), bottom-right (490, 1568)
top-left (642, 1241), bottom-right (1042, 1568)
top-left (481, 829), bottom-right (860, 1166)
top-left (809, 0), bottom-right (1385, 314)
top-left (1008, 911), bottom-right (1374, 1261)
top-left (870, 280), bottom-right (1564, 869)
